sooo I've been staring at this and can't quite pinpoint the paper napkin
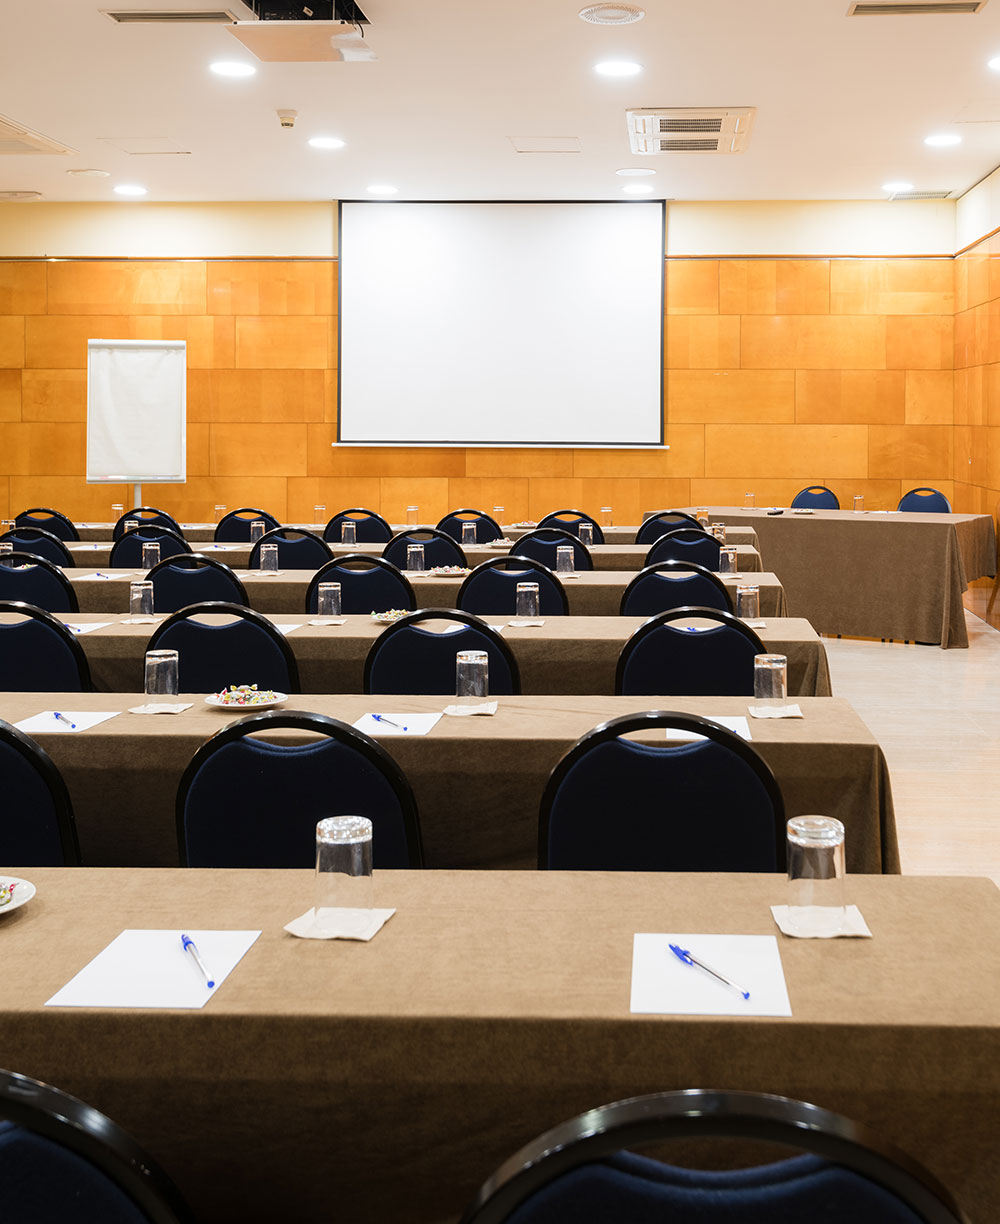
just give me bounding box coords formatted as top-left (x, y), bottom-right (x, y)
top-left (284, 907), bottom-right (395, 941)
top-left (748, 703), bottom-right (803, 719)
top-left (771, 905), bottom-right (872, 939)
top-left (443, 701), bottom-right (498, 717)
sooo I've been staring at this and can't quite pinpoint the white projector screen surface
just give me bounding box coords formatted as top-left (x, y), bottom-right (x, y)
top-left (87, 339), bottom-right (186, 483)
top-left (338, 201), bottom-right (664, 447)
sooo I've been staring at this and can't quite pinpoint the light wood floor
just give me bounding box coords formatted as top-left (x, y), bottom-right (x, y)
top-left (823, 598), bottom-right (1000, 884)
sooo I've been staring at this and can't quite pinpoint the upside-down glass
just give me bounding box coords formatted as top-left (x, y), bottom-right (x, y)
top-left (600, 506), bottom-right (613, 527)
top-left (406, 543), bottom-right (425, 572)
top-left (516, 581), bottom-right (540, 618)
top-left (786, 816), bottom-right (847, 937)
top-left (214, 505), bottom-right (226, 523)
top-left (129, 581), bottom-right (154, 616)
top-left (341, 519), bottom-right (357, 546)
top-left (718, 546), bottom-right (737, 574)
top-left (555, 545), bottom-right (574, 574)
top-left (260, 543), bottom-right (279, 572)
top-left (461, 522), bottom-right (477, 547)
top-left (111, 503), bottom-right (124, 523)
top-left (853, 494), bottom-right (864, 513)
top-left (711, 522), bottom-right (727, 543)
top-left (0, 542), bottom-right (13, 567)
top-left (314, 816), bottom-right (374, 934)
top-left (492, 505), bottom-right (505, 524)
top-left (744, 492), bottom-right (756, 508)
top-left (141, 542), bottom-right (160, 570)
top-left (124, 519), bottom-right (139, 533)
top-left (578, 522), bottom-right (594, 547)
top-left (456, 649), bottom-right (489, 703)
top-left (754, 653), bottom-right (787, 700)
top-left (736, 583), bottom-right (760, 619)
top-left (314, 505), bottom-right (326, 524)
top-left (250, 519), bottom-right (266, 544)
top-left (144, 648), bottom-right (179, 696)
top-left (696, 508), bottom-right (710, 527)
top-left (317, 582), bottom-right (342, 617)
top-left (406, 506), bottom-right (419, 527)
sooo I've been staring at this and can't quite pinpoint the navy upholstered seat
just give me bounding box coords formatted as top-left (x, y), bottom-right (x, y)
top-left (176, 711), bottom-right (423, 868)
top-left (146, 555), bottom-right (249, 611)
top-left (620, 562), bottom-right (733, 616)
top-left (0, 601), bottom-right (92, 691)
top-left (457, 557), bottom-right (568, 616)
top-left (324, 508), bottom-right (393, 545)
top-left (645, 527), bottom-right (722, 571)
top-left (0, 553), bottom-right (79, 613)
top-left (248, 528), bottom-right (332, 570)
top-left (437, 508), bottom-right (504, 544)
top-left (382, 529), bottom-right (466, 569)
top-left (214, 507), bottom-right (280, 541)
top-left (0, 528), bottom-right (73, 568)
top-left (508, 529), bottom-right (593, 571)
top-left (14, 507), bottom-right (79, 542)
top-left (791, 485), bottom-right (840, 509)
top-left (616, 607), bottom-right (764, 696)
top-left (305, 555), bottom-right (416, 614)
top-left (363, 609), bottom-right (520, 695)
top-left (897, 487), bottom-right (952, 514)
top-left (109, 526), bottom-right (191, 569)
top-left (112, 507), bottom-right (183, 541)
top-left (0, 719), bottom-right (80, 865)
top-left (537, 509), bottom-right (605, 544)
top-left (634, 510), bottom-right (702, 546)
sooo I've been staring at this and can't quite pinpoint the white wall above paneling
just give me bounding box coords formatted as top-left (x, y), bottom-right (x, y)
top-left (956, 164), bottom-right (1000, 251)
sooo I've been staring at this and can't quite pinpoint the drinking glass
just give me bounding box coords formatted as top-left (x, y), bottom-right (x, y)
top-left (141, 542), bottom-right (160, 570)
top-left (600, 506), bottom-right (613, 527)
top-left (736, 583), bottom-right (760, 619)
top-left (556, 545), bottom-right (574, 573)
top-left (406, 506), bottom-right (419, 527)
top-left (516, 582), bottom-right (540, 618)
top-left (461, 522), bottom-right (477, 546)
top-left (124, 519), bottom-right (139, 533)
top-left (144, 648), bottom-right (179, 696)
top-left (314, 816), bottom-right (374, 934)
top-left (456, 649), bottom-right (488, 703)
top-left (492, 505), bottom-right (505, 524)
top-left (314, 505), bottom-right (326, 524)
top-left (718, 546), bottom-right (737, 574)
top-left (754, 653), bottom-right (787, 700)
top-left (317, 582), bottom-right (342, 617)
top-left (744, 492), bottom-right (756, 508)
top-left (786, 816), bottom-right (847, 937)
top-left (0, 520), bottom-right (14, 534)
top-left (129, 581), bottom-right (154, 616)
top-left (711, 522), bottom-right (727, 543)
top-left (250, 519), bottom-right (266, 543)
top-left (214, 505), bottom-right (226, 523)
top-left (111, 503), bottom-right (124, 523)
top-left (260, 543), bottom-right (279, 572)
top-left (578, 522), bottom-right (594, 547)
top-left (853, 494), bottom-right (865, 513)
top-left (0, 542), bottom-right (13, 567)
top-left (696, 508), bottom-right (710, 526)
top-left (341, 519), bottom-right (357, 546)
top-left (406, 543), bottom-right (425, 572)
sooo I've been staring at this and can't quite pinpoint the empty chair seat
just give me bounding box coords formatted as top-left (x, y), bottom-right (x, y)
top-left (382, 529), bottom-right (467, 570)
top-left (538, 509), bottom-right (605, 544)
top-left (146, 554), bottom-right (249, 612)
top-left (634, 510), bottom-right (702, 546)
top-left (324, 508), bottom-right (393, 545)
top-left (0, 553), bottom-right (79, 613)
top-left (509, 528), bottom-right (593, 571)
top-left (0, 528), bottom-right (73, 568)
top-left (14, 508), bottom-right (79, 542)
top-left (792, 485), bottom-right (840, 510)
top-left (363, 609), bottom-right (520, 695)
top-left (0, 719), bottom-right (80, 865)
top-left (305, 555), bottom-right (416, 615)
top-left (620, 562), bottom-right (733, 616)
top-left (645, 528), bottom-right (722, 571)
top-left (248, 528), bottom-right (332, 570)
top-left (109, 527), bottom-right (191, 569)
top-left (112, 507), bottom-right (183, 541)
top-left (214, 507), bottom-right (280, 542)
top-left (615, 607), bottom-right (764, 697)
top-left (0, 601), bottom-right (92, 691)
top-left (897, 487), bottom-right (951, 514)
top-left (437, 508), bottom-right (504, 544)
top-left (457, 557), bottom-right (568, 616)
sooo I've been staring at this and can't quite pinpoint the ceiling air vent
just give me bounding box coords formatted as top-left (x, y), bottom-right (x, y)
top-left (102, 8), bottom-right (243, 21)
top-left (889, 189), bottom-right (953, 199)
top-left (627, 107), bottom-right (755, 155)
top-left (0, 190), bottom-right (42, 201)
top-left (0, 115), bottom-right (75, 156)
top-left (848, 1), bottom-right (987, 14)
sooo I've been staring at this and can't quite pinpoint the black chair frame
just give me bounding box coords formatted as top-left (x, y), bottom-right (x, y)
top-left (456, 556), bottom-right (569, 616)
top-left (248, 526), bottom-right (332, 569)
top-left (898, 487), bottom-right (952, 513)
top-left (614, 605), bottom-right (765, 695)
top-left (112, 507), bottom-right (182, 541)
top-left (538, 710), bottom-right (785, 870)
top-left (0, 717), bottom-right (81, 865)
top-left (0, 526), bottom-right (74, 568)
top-left (304, 554), bottom-right (417, 613)
top-left (213, 507), bottom-right (280, 541)
top-left (145, 553), bottom-right (249, 606)
top-left (0, 600), bottom-right (93, 691)
top-left (0, 552), bottom-right (80, 612)
top-left (382, 528), bottom-right (468, 568)
top-left (15, 507), bottom-right (79, 541)
top-left (511, 527), bottom-right (594, 570)
top-left (791, 484), bottom-right (839, 509)
top-left (323, 508), bottom-right (393, 542)
top-left (174, 709), bottom-right (424, 868)
top-left (459, 1089), bottom-right (969, 1224)
top-left (0, 1068), bottom-right (192, 1223)
top-left (147, 601), bottom-right (300, 693)
top-left (619, 561), bottom-right (733, 615)
top-left (110, 525), bottom-right (191, 568)
top-left (537, 508), bottom-right (605, 544)
top-left (436, 508), bottom-right (504, 543)
top-left (634, 509), bottom-right (701, 544)
top-left (644, 527), bottom-right (722, 568)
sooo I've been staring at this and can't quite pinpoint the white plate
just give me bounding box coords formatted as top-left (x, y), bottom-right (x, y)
top-left (0, 876), bottom-right (36, 915)
top-left (205, 691), bottom-right (288, 711)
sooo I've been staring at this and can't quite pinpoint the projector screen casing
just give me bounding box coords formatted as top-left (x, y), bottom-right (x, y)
top-left (337, 200), bottom-right (665, 448)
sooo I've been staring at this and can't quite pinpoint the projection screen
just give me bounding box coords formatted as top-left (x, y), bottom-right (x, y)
top-left (337, 201), bottom-right (664, 447)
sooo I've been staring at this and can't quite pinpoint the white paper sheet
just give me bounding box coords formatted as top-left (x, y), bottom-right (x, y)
top-left (664, 715), bottom-right (751, 742)
top-left (46, 929), bottom-right (261, 1009)
top-left (77, 571), bottom-right (134, 580)
top-left (14, 710), bottom-right (122, 734)
top-left (352, 713), bottom-right (441, 736)
top-left (236, 570), bottom-right (284, 578)
top-left (68, 542), bottom-right (104, 551)
top-left (275, 623), bottom-right (303, 636)
top-left (200, 544), bottom-right (243, 552)
top-left (630, 933), bottom-right (792, 1017)
top-left (60, 621), bottom-right (114, 635)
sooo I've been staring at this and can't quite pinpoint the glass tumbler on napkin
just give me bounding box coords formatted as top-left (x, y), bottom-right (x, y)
top-left (314, 815), bottom-right (374, 934)
top-left (456, 649), bottom-right (488, 704)
top-left (314, 505), bottom-right (326, 524)
top-left (711, 522), bottom-right (727, 543)
top-left (214, 505), bottom-right (227, 523)
top-left (516, 582), bottom-right (540, 618)
top-left (406, 543), bottom-right (425, 572)
top-left (341, 519), bottom-right (357, 546)
top-left (786, 816), bottom-right (846, 937)
top-left (141, 542), bottom-right (160, 570)
top-left (462, 521), bottom-right (477, 547)
top-left (130, 581), bottom-right (154, 617)
top-left (250, 519), bottom-right (266, 544)
top-left (260, 543), bottom-right (279, 572)
top-left (744, 492), bottom-right (756, 508)
top-left (144, 648), bottom-right (179, 696)
top-left (754, 653), bottom-right (787, 700)
top-left (853, 494), bottom-right (865, 513)
top-left (317, 582), bottom-right (341, 617)
top-left (736, 584), bottom-right (759, 619)
top-left (556, 545), bottom-right (574, 574)
top-left (111, 503), bottom-right (124, 522)
top-left (578, 521), bottom-right (594, 547)
top-left (493, 505), bottom-right (505, 523)
top-left (600, 506), bottom-right (613, 527)
top-left (406, 505), bottom-right (419, 527)
top-left (718, 546), bottom-right (737, 574)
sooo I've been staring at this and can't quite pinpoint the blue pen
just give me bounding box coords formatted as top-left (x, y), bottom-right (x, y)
top-left (669, 943), bottom-right (750, 1001)
top-left (181, 934), bottom-right (215, 988)
top-left (371, 714), bottom-right (407, 731)
top-left (52, 711), bottom-right (77, 730)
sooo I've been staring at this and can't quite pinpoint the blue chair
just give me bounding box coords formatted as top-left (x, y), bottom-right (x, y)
top-left (509, 528), bottom-right (593, 571)
top-left (112, 507), bottom-right (183, 541)
top-left (459, 1089), bottom-right (967, 1224)
top-left (146, 554), bottom-right (249, 612)
top-left (792, 485), bottom-right (840, 510)
top-left (898, 487), bottom-right (952, 514)
top-left (437, 508), bottom-right (504, 544)
top-left (457, 558), bottom-right (568, 616)
top-left (538, 509), bottom-right (605, 544)
top-left (214, 507), bottom-right (280, 542)
top-left (615, 607), bottom-right (764, 697)
top-left (147, 602), bottom-right (299, 693)
top-left (248, 528), bottom-right (332, 570)
top-left (0, 553), bottom-right (79, 613)
top-left (0, 601), bottom-right (92, 691)
top-left (0, 528), bottom-right (73, 568)
top-left (324, 508), bottom-right (393, 545)
top-left (0, 719), bottom-right (80, 865)
top-left (363, 609), bottom-right (520, 696)
top-left (14, 507), bottom-right (79, 542)
top-left (645, 528), bottom-right (722, 571)
top-left (175, 710), bottom-right (423, 868)
top-left (382, 529), bottom-right (467, 570)
top-left (538, 711), bottom-right (784, 871)
top-left (620, 562), bottom-right (733, 616)
top-left (109, 527), bottom-right (191, 569)
top-left (634, 510), bottom-right (702, 546)
top-left (305, 555), bottom-right (416, 615)
top-left (0, 1068), bottom-right (192, 1223)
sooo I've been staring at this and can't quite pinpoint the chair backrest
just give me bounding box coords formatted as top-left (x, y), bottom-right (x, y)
top-left (248, 527), bottom-right (332, 570)
top-left (437, 508), bottom-right (504, 544)
top-left (509, 529), bottom-right (593, 571)
top-left (0, 553), bottom-right (79, 613)
top-left (323, 508), bottom-right (393, 544)
top-left (382, 529), bottom-right (467, 570)
top-left (791, 485), bottom-right (840, 510)
top-left (459, 1089), bottom-right (968, 1224)
top-left (0, 527), bottom-right (73, 568)
top-left (0, 719), bottom-right (80, 865)
top-left (176, 710), bottom-right (423, 869)
top-left (14, 507), bottom-right (79, 542)
top-left (146, 554), bottom-right (249, 612)
top-left (538, 711), bottom-right (784, 871)
top-left (213, 507), bottom-right (280, 542)
top-left (147, 602), bottom-right (299, 693)
top-left (897, 487), bottom-right (952, 514)
top-left (615, 607), bottom-right (764, 696)
top-left (457, 558), bottom-right (569, 616)
top-left (109, 527), bottom-right (192, 569)
top-left (0, 601), bottom-right (92, 691)
top-left (620, 562), bottom-right (734, 616)
top-left (634, 511), bottom-right (702, 546)
top-left (112, 507), bottom-right (182, 541)
top-left (0, 1068), bottom-right (192, 1224)
top-left (363, 608), bottom-right (520, 695)
top-left (645, 528), bottom-right (722, 571)
top-left (537, 509), bottom-right (605, 544)
top-left (304, 555), bottom-right (416, 614)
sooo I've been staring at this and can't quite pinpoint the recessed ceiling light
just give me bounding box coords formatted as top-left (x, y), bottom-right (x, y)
top-left (210, 60), bottom-right (256, 78)
top-left (616, 167), bottom-right (655, 177)
top-left (594, 60), bottom-right (642, 77)
top-left (66, 168), bottom-right (111, 178)
top-left (579, 4), bottom-right (645, 24)
top-left (113, 183), bottom-right (147, 197)
top-left (882, 180), bottom-right (914, 193)
top-left (367, 184), bottom-right (398, 195)
top-left (308, 136), bottom-right (346, 150)
top-left (989, 54), bottom-right (1000, 70)
top-left (924, 132), bottom-right (961, 147)
top-left (622, 183), bottom-right (654, 194)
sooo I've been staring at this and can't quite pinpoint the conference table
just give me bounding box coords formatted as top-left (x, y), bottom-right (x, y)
top-left (1, 693), bottom-right (896, 872)
top-left (55, 612), bottom-right (832, 698)
top-left (0, 868), bottom-right (996, 1223)
top-left (676, 506), bottom-right (997, 648)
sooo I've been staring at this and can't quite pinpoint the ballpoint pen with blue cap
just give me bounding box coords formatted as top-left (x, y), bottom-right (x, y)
top-left (669, 943), bottom-right (750, 1001)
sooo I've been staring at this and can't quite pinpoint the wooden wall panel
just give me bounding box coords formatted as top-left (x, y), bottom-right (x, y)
top-left (0, 264), bottom-right (46, 314)
top-left (0, 369), bottom-right (21, 421)
top-left (46, 261), bottom-right (207, 315)
top-left (0, 317), bottom-right (25, 367)
top-left (719, 260), bottom-right (830, 316)
top-left (952, 238), bottom-right (999, 517)
top-left (207, 262), bottom-right (334, 316)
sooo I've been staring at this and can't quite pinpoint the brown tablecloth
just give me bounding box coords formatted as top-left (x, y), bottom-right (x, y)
top-left (0, 868), bottom-right (995, 1223)
top-left (0, 693), bottom-right (896, 872)
top-left (673, 507), bottom-right (997, 648)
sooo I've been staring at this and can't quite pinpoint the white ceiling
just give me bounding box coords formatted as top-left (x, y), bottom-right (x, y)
top-left (5, 0), bottom-right (1000, 204)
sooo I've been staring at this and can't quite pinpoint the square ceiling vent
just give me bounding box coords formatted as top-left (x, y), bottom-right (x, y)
top-left (0, 114), bottom-right (75, 156)
top-left (847, 1), bottom-right (987, 13)
top-left (626, 107), bottom-right (755, 155)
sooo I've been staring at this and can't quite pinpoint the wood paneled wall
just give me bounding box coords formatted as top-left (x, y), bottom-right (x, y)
top-left (0, 255), bottom-right (963, 524)
top-left (953, 235), bottom-right (1000, 518)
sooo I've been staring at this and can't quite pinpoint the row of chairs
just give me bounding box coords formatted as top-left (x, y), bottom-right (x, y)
top-left (793, 485), bottom-right (952, 513)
